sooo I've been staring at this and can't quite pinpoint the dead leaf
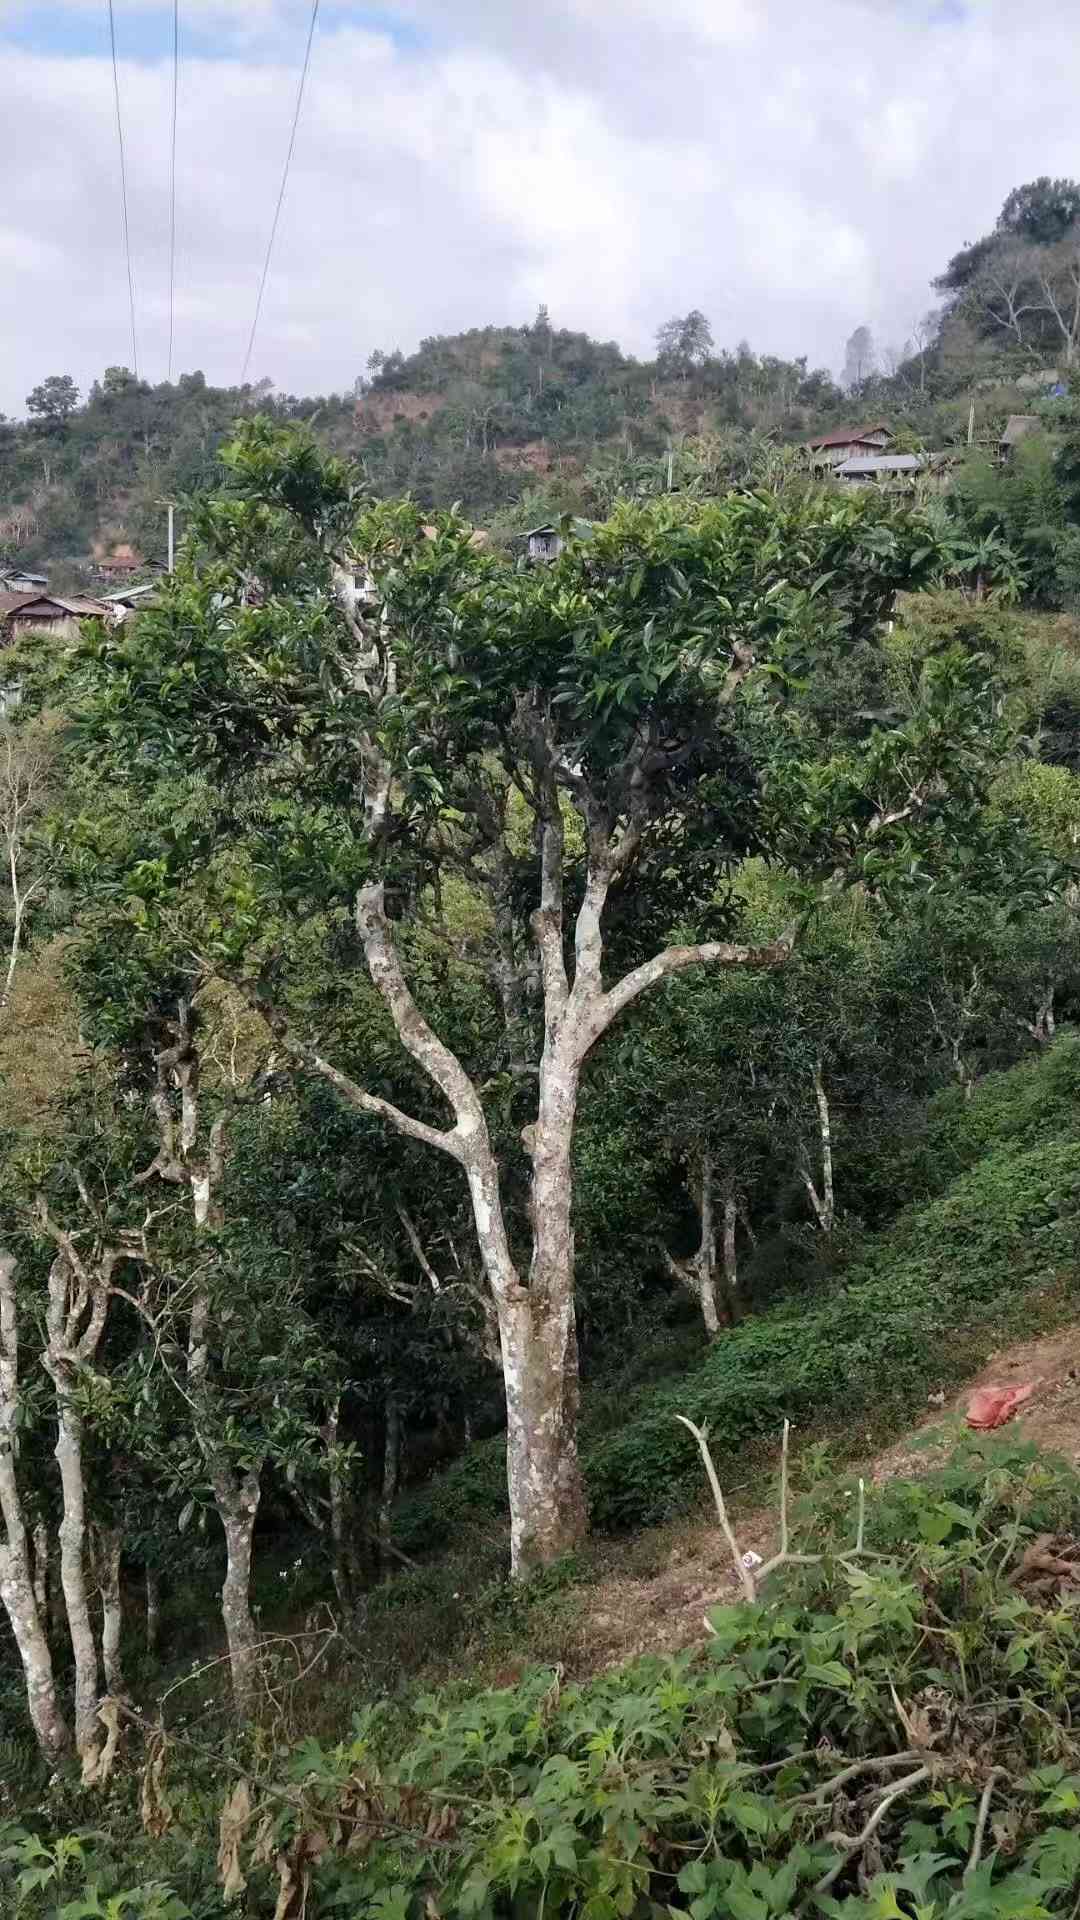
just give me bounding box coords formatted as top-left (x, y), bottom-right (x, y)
top-left (218, 1779), bottom-right (252, 1902)
top-left (140, 1730), bottom-right (173, 1839)
top-left (81, 1698), bottom-right (122, 1788)
top-left (252, 1813), bottom-right (277, 1868)
top-left (890, 1682), bottom-right (953, 1750)
top-left (273, 1829), bottom-right (326, 1920)
top-left (539, 1666), bottom-right (563, 1722)
top-left (1013, 1533), bottom-right (1080, 1583)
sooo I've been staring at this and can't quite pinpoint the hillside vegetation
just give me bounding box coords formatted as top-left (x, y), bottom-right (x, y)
top-left (9, 173), bottom-right (1080, 583)
top-left (5, 171), bottom-right (1080, 1920)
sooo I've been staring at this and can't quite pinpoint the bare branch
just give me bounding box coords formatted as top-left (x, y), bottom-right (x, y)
top-left (814, 1768), bottom-right (931, 1896)
top-left (965, 1768), bottom-right (1007, 1885)
top-left (675, 1414), bottom-right (756, 1602)
top-left (396, 1207), bottom-right (443, 1294)
top-left (355, 880), bottom-right (487, 1157)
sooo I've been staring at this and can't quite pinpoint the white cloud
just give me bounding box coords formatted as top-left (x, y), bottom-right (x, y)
top-left (4, 0), bottom-right (1080, 414)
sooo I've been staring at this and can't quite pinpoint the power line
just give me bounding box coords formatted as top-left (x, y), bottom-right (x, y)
top-left (240, 0), bottom-right (321, 388)
top-left (168, 0), bottom-right (180, 382)
top-left (107, 0), bottom-right (140, 382)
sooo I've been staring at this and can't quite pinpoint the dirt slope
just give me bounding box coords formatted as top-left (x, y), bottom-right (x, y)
top-left (572, 1322), bottom-right (1080, 1673)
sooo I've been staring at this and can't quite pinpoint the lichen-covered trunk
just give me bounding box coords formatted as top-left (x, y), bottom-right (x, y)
top-left (0, 1537), bottom-right (69, 1763)
top-left (721, 1186), bottom-right (739, 1322)
top-left (498, 1049), bottom-right (587, 1575)
top-left (0, 1485), bottom-right (68, 1761)
top-left (96, 1526), bottom-right (125, 1698)
top-left (694, 1151), bottom-right (723, 1338)
top-left (800, 1060), bottom-right (836, 1232)
top-left (215, 1468), bottom-right (261, 1723)
top-left (0, 1252), bottom-right (69, 1760)
top-left (53, 1399), bottom-right (102, 1765)
top-left (145, 1564), bottom-right (161, 1656)
top-left (499, 1292), bottom-right (585, 1575)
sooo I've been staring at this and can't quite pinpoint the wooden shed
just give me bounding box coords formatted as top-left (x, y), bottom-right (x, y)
top-left (524, 524), bottom-right (563, 562)
top-left (0, 568), bottom-right (49, 594)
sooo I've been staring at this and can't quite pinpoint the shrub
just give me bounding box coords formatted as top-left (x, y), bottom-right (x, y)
top-left (587, 1131), bottom-right (1080, 1530)
top-left (12, 1440), bottom-right (1080, 1918)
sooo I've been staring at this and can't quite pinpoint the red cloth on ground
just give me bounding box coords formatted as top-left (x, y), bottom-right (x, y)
top-left (966, 1383), bottom-right (1036, 1430)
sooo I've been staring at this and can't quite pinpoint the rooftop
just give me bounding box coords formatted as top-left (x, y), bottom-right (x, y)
top-left (1001, 414), bottom-right (1041, 445)
top-left (837, 453), bottom-right (924, 475)
top-left (807, 422), bottom-right (892, 451)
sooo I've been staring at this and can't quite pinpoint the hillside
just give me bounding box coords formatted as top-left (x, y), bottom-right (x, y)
top-left (5, 299), bottom-right (1076, 586)
top-left (7, 1040), bottom-right (1080, 1915)
top-left (6, 170), bottom-right (1080, 1919)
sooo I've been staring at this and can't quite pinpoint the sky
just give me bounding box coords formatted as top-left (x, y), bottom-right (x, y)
top-left (1, 0), bottom-right (1078, 416)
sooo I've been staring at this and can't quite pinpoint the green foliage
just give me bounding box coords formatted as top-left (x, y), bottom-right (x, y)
top-left (10, 1444), bottom-right (1080, 1917)
top-left (588, 1127), bottom-right (1080, 1531)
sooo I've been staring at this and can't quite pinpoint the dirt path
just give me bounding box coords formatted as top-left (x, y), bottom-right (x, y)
top-left (571, 1322), bottom-right (1080, 1672)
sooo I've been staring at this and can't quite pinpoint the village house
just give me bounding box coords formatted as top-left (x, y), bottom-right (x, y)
top-left (0, 591), bottom-right (111, 642)
top-left (0, 567), bottom-right (49, 595)
top-left (806, 423), bottom-right (894, 469)
top-left (94, 542), bottom-right (145, 581)
top-left (835, 452), bottom-right (925, 486)
top-left (1000, 415), bottom-right (1041, 462)
top-left (100, 581), bottom-right (161, 622)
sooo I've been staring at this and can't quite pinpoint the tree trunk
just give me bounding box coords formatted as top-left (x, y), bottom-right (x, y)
top-left (499, 1290), bottom-right (585, 1574)
top-left (0, 1254), bottom-right (69, 1761)
top-left (694, 1152), bottom-right (723, 1336)
top-left (721, 1185), bottom-right (739, 1320)
top-left (659, 1152), bottom-right (727, 1338)
top-left (0, 1531), bottom-right (69, 1764)
top-left (377, 1396), bottom-right (401, 1578)
top-left (326, 1400), bottom-right (360, 1617)
top-left (498, 1049), bottom-right (588, 1573)
top-left (52, 1396), bottom-right (102, 1767)
top-left (799, 1060), bottom-right (836, 1233)
top-left (31, 1519), bottom-right (49, 1619)
top-left (215, 1468), bottom-right (262, 1722)
top-left (145, 1565), bottom-right (161, 1657)
top-left (96, 1526), bottom-right (125, 1698)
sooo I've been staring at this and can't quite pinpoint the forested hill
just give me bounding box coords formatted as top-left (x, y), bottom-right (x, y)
top-left (0, 322), bottom-right (847, 581)
top-left (6, 172), bottom-right (1080, 580)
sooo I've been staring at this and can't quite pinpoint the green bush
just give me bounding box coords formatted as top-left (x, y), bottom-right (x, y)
top-left (588, 1131), bottom-right (1080, 1530)
top-left (11, 1440), bottom-right (1080, 1918)
top-left (400, 1040), bottom-right (1080, 1548)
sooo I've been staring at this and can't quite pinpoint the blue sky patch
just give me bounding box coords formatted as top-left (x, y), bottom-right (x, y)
top-left (1, 4), bottom-right (428, 65)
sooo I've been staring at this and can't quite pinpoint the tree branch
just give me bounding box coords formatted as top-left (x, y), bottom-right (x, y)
top-left (355, 880), bottom-right (487, 1158)
top-left (585, 932), bottom-right (794, 1057)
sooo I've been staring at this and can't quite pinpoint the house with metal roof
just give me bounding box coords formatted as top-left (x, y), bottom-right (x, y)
top-left (806, 423), bottom-right (894, 468)
top-left (835, 453), bottom-right (925, 485)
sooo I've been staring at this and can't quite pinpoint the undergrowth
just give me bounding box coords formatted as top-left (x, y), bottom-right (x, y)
top-left (399, 1038), bottom-right (1080, 1551)
top-left (8, 1435), bottom-right (1080, 1916)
